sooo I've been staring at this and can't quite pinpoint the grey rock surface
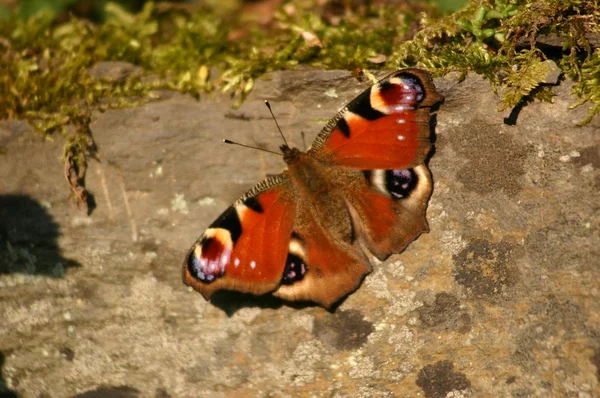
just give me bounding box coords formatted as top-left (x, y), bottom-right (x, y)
top-left (0, 67), bottom-right (598, 398)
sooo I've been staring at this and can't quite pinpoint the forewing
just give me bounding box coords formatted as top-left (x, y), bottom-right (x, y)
top-left (309, 69), bottom-right (443, 170)
top-left (183, 176), bottom-right (295, 300)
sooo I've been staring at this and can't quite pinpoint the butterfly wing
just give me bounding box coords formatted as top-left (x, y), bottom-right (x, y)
top-left (347, 164), bottom-right (433, 259)
top-left (270, 165), bottom-right (434, 308)
top-left (309, 69), bottom-right (442, 259)
top-left (309, 68), bottom-right (442, 169)
top-left (183, 175), bottom-right (296, 300)
top-left (184, 171), bottom-right (369, 309)
top-left (273, 190), bottom-right (371, 309)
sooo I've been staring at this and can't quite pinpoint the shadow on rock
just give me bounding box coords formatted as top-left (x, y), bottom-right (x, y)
top-left (0, 352), bottom-right (19, 398)
top-left (0, 195), bottom-right (80, 276)
top-left (70, 385), bottom-right (140, 398)
top-left (209, 290), bottom-right (322, 316)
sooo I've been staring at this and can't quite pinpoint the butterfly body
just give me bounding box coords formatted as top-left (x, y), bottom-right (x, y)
top-left (183, 69), bottom-right (443, 308)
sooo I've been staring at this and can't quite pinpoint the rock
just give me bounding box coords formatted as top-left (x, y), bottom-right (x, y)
top-left (0, 68), bottom-right (598, 397)
top-left (542, 59), bottom-right (561, 84)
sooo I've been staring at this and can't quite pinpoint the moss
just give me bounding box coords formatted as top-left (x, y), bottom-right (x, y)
top-left (391, 0), bottom-right (599, 118)
top-left (568, 48), bottom-right (600, 125)
top-left (0, 0), bottom-right (598, 206)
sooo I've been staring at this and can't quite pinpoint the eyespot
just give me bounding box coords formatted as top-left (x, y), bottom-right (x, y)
top-left (281, 233), bottom-right (309, 285)
top-left (386, 169), bottom-right (418, 199)
top-left (371, 73), bottom-right (426, 114)
top-left (281, 252), bottom-right (308, 285)
top-left (187, 230), bottom-right (232, 284)
top-left (363, 169), bottom-right (418, 199)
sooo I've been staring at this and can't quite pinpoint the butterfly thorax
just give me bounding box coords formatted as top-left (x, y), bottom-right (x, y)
top-left (281, 145), bottom-right (303, 165)
top-left (281, 145), bottom-right (330, 194)
top-left (282, 145), bottom-right (354, 244)
top-left (282, 146), bottom-right (325, 194)
top-left (281, 145), bottom-right (327, 195)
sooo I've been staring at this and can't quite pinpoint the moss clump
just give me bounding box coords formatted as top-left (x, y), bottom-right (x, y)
top-left (391, 0), bottom-right (599, 118)
top-left (0, 1), bottom-right (598, 208)
top-left (569, 48), bottom-right (600, 125)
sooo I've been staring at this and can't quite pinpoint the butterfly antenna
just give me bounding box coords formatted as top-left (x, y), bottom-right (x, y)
top-left (264, 100), bottom-right (289, 147)
top-left (301, 131), bottom-right (307, 151)
top-left (223, 139), bottom-right (283, 156)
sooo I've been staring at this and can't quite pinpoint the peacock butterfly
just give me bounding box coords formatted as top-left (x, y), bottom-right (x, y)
top-left (183, 68), bottom-right (443, 309)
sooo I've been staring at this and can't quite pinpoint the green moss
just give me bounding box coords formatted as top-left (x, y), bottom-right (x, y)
top-left (0, 0), bottom-right (598, 205)
top-left (391, 0), bottom-right (599, 120)
top-left (568, 48), bottom-right (600, 125)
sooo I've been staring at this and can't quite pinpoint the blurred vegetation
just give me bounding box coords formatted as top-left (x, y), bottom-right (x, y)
top-left (0, 0), bottom-right (598, 205)
top-left (4, 0), bottom-right (156, 21)
top-left (0, 1), bottom-right (471, 21)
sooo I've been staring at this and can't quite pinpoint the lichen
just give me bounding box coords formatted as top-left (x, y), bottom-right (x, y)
top-left (0, 0), bottom-right (598, 207)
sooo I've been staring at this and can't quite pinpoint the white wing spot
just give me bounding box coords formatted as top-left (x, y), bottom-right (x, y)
top-left (397, 135), bottom-right (406, 140)
top-left (219, 253), bottom-right (230, 271)
top-left (234, 258), bottom-right (240, 267)
top-left (250, 261), bottom-right (256, 269)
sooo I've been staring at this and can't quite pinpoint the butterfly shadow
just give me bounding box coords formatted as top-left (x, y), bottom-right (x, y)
top-left (209, 291), bottom-right (319, 316)
top-left (208, 290), bottom-right (346, 316)
top-left (423, 104), bottom-right (443, 167)
top-left (0, 195), bottom-right (80, 277)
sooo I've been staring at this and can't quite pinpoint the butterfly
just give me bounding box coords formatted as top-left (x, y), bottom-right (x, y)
top-left (183, 68), bottom-right (443, 309)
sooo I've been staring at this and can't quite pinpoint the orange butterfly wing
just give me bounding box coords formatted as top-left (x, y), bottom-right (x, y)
top-left (308, 69), bottom-right (442, 262)
top-left (310, 68), bottom-right (442, 170)
top-left (183, 180), bottom-right (295, 299)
